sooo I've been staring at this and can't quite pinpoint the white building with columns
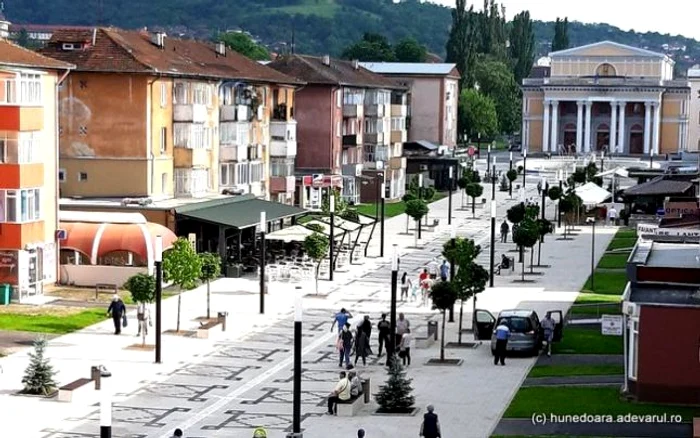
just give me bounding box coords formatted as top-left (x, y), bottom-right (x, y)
top-left (522, 41), bottom-right (690, 156)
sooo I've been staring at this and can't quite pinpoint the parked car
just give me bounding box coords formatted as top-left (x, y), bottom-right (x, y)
top-left (473, 308), bottom-right (563, 356)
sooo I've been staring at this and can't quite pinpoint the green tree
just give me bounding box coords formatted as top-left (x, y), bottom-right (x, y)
top-left (512, 218), bottom-right (539, 281)
top-left (506, 169), bottom-right (518, 197)
top-left (507, 202), bottom-right (526, 260)
top-left (474, 57), bottom-right (520, 134)
top-left (124, 273), bottom-right (156, 304)
top-left (21, 337), bottom-right (57, 396)
top-left (199, 252), bottom-right (222, 320)
top-left (476, 0), bottom-right (507, 60)
top-left (552, 17), bottom-right (570, 52)
top-left (465, 182), bottom-right (483, 218)
top-left (342, 33), bottom-right (395, 61)
top-left (429, 281), bottom-right (458, 361)
top-left (458, 89), bottom-right (498, 140)
top-left (508, 11), bottom-right (535, 84)
top-left (219, 32), bottom-right (270, 60)
top-left (445, 0), bottom-right (478, 88)
top-left (163, 238), bottom-right (203, 332)
top-left (405, 199), bottom-right (429, 247)
top-left (322, 188), bottom-right (346, 215)
top-left (303, 232), bottom-right (329, 294)
top-left (340, 209), bottom-right (359, 222)
top-left (394, 37), bottom-right (428, 62)
top-left (548, 186), bottom-right (563, 223)
top-left (374, 356), bottom-right (415, 412)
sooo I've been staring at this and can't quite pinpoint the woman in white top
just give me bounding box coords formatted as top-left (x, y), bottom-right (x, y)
top-left (399, 328), bottom-right (414, 366)
top-left (400, 272), bottom-right (412, 301)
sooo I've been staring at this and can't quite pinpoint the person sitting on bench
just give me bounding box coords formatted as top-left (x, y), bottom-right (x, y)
top-left (327, 371), bottom-right (351, 415)
top-left (495, 254), bottom-right (511, 275)
top-left (347, 366), bottom-right (362, 397)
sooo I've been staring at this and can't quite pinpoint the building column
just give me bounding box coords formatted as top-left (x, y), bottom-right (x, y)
top-left (576, 101), bottom-right (584, 152)
top-left (617, 102), bottom-right (626, 154)
top-left (643, 101), bottom-right (652, 155)
top-left (542, 100), bottom-right (551, 153)
top-left (609, 100), bottom-right (617, 154)
top-left (549, 100), bottom-right (559, 153)
top-left (652, 101), bottom-right (662, 155)
top-left (584, 101), bottom-right (593, 153)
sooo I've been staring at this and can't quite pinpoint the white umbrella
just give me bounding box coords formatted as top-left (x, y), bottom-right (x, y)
top-left (574, 182), bottom-right (612, 206)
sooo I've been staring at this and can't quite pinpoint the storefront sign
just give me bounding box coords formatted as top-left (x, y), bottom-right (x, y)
top-left (636, 223), bottom-right (658, 235)
top-left (663, 201), bottom-right (700, 218)
top-left (636, 223), bottom-right (699, 238)
top-left (601, 315), bottom-right (623, 336)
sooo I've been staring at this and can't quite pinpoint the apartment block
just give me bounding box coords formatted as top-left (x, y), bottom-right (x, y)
top-left (39, 28), bottom-right (301, 203)
top-left (269, 55), bottom-right (408, 207)
top-left (0, 39), bottom-right (73, 299)
top-left (360, 62), bottom-right (460, 148)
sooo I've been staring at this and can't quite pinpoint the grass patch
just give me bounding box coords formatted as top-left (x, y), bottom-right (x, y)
top-left (529, 364), bottom-right (624, 378)
top-left (0, 308), bottom-right (107, 334)
top-left (353, 192), bottom-right (447, 219)
top-left (614, 228), bottom-right (638, 239)
top-left (554, 326), bottom-right (622, 355)
top-left (581, 271), bottom-right (627, 295)
top-left (597, 253), bottom-right (629, 269)
top-left (607, 238), bottom-right (637, 251)
top-left (503, 387), bottom-right (699, 420)
top-left (569, 293), bottom-right (622, 316)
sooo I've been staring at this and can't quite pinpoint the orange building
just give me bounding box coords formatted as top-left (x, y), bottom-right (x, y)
top-left (0, 39), bottom-right (73, 300)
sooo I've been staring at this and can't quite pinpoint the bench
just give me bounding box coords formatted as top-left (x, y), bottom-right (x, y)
top-left (415, 320), bottom-right (439, 349)
top-left (496, 257), bottom-right (515, 276)
top-left (337, 394), bottom-right (364, 417)
top-left (58, 378), bottom-right (94, 402)
top-left (95, 283), bottom-right (117, 300)
top-left (196, 312), bottom-right (227, 339)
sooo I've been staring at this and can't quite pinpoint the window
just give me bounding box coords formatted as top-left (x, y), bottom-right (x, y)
top-left (161, 173), bottom-right (168, 194)
top-left (250, 161), bottom-right (264, 182)
top-left (58, 169), bottom-right (66, 183)
top-left (174, 82), bottom-right (187, 104)
top-left (236, 163), bottom-right (249, 185)
top-left (270, 158), bottom-right (294, 177)
top-left (341, 150), bottom-right (349, 165)
top-left (19, 73), bottom-right (42, 105)
top-left (174, 168), bottom-right (210, 196)
top-left (0, 189), bottom-right (40, 223)
top-left (79, 172), bottom-right (88, 181)
top-left (220, 163), bottom-right (235, 186)
top-left (391, 117), bottom-right (405, 131)
top-left (160, 127), bottom-right (167, 153)
top-left (160, 82), bottom-right (167, 108)
top-left (343, 88), bottom-right (363, 105)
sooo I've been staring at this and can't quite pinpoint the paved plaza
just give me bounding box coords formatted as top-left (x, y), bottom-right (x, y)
top-left (0, 166), bottom-right (618, 438)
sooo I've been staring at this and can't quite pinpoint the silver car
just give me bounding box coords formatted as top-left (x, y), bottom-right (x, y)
top-left (473, 309), bottom-right (562, 356)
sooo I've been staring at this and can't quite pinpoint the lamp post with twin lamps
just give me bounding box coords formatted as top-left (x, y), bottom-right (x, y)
top-left (259, 211), bottom-right (267, 314)
top-left (509, 152), bottom-right (514, 198)
top-left (448, 165), bottom-right (454, 226)
top-left (558, 170), bottom-right (563, 229)
top-left (448, 224), bottom-right (456, 323)
top-left (522, 149), bottom-right (527, 189)
top-left (417, 174), bottom-right (424, 240)
top-left (290, 290), bottom-right (303, 438)
top-left (387, 245), bottom-right (399, 366)
top-left (154, 235), bottom-right (163, 364)
top-left (489, 201), bottom-right (496, 287)
top-left (380, 181), bottom-right (386, 258)
top-left (329, 194), bottom-right (335, 281)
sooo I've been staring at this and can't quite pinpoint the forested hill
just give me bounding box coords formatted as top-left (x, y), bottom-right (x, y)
top-left (6, 0), bottom-right (700, 72)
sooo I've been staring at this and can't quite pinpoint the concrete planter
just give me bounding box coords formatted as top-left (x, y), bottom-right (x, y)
top-left (373, 407), bottom-right (420, 416)
top-left (425, 358), bottom-right (464, 366)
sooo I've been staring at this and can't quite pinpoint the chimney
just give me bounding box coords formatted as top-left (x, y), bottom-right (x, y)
top-left (352, 59), bottom-right (359, 70)
top-left (215, 41), bottom-right (226, 56)
top-left (150, 31), bottom-right (166, 49)
top-left (91, 28), bottom-right (97, 46)
top-left (322, 55), bottom-right (330, 66)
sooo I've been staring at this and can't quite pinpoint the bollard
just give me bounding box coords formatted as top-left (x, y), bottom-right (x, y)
top-left (91, 366), bottom-right (102, 390)
top-left (217, 311), bottom-right (228, 331)
top-left (362, 378), bottom-right (371, 403)
top-left (428, 321), bottom-right (438, 340)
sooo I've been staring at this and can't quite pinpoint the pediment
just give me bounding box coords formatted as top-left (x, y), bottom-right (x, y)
top-left (551, 41), bottom-right (665, 59)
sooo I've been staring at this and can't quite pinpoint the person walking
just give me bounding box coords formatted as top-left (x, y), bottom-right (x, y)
top-left (500, 219), bottom-right (510, 243)
top-left (399, 328), bottom-right (413, 366)
top-left (354, 325), bottom-right (371, 366)
top-left (541, 313), bottom-right (556, 357)
top-left (170, 428), bottom-right (183, 438)
top-left (359, 315), bottom-right (372, 339)
top-left (439, 260), bottom-right (449, 282)
top-left (338, 323), bottom-right (353, 368)
top-left (107, 295), bottom-right (126, 335)
top-left (400, 272), bottom-right (412, 301)
top-left (494, 319), bottom-right (510, 366)
top-left (419, 405), bottom-right (441, 438)
top-left (377, 314), bottom-right (390, 357)
top-left (327, 371), bottom-right (351, 415)
top-left (136, 302), bottom-right (151, 337)
top-left (607, 205), bottom-right (618, 226)
top-left (395, 313), bottom-right (410, 348)
top-left (331, 308), bottom-right (353, 333)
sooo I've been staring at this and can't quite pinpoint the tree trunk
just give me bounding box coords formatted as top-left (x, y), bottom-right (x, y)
top-left (206, 279), bottom-right (211, 320)
top-left (530, 247), bottom-right (535, 273)
top-left (414, 220), bottom-right (418, 248)
top-left (458, 301), bottom-right (464, 344)
top-left (406, 215), bottom-right (409, 234)
top-left (315, 263), bottom-right (320, 295)
top-left (521, 255), bottom-right (525, 282)
top-left (176, 292), bottom-right (182, 333)
top-left (440, 309), bottom-right (446, 361)
top-left (472, 292), bottom-right (478, 341)
top-left (471, 197), bottom-right (475, 218)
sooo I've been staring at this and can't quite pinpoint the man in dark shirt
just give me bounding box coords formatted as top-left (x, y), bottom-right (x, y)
top-left (420, 404), bottom-right (441, 438)
top-left (376, 313), bottom-right (390, 357)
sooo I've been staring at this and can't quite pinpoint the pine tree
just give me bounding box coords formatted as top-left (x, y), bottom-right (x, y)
top-left (374, 355), bottom-right (415, 412)
top-left (21, 337), bottom-right (58, 396)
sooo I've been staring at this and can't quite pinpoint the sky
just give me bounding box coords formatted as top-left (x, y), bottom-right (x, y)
top-left (428, 0), bottom-right (700, 41)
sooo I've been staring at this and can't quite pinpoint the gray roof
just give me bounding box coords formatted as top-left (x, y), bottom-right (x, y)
top-left (623, 177), bottom-right (694, 196)
top-left (647, 242), bottom-right (700, 269)
top-left (628, 283), bottom-right (700, 307)
top-left (404, 140), bottom-right (438, 151)
top-left (359, 62), bottom-right (458, 76)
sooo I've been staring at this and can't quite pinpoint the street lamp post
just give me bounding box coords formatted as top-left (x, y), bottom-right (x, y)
top-left (259, 211), bottom-right (267, 314)
top-left (537, 176), bottom-right (548, 267)
top-left (509, 152), bottom-right (513, 198)
top-left (491, 157), bottom-right (496, 201)
top-left (590, 219), bottom-right (596, 291)
top-left (448, 166), bottom-right (454, 226)
top-left (487, 144), bottom-right (491, 179)
top-left (387, 245), bottom-right (399, 366)
top-left (558, 170), bottom-right (563, 229)
top-left (292, 291), bottom-right (303, 436)
top-left (99, 372), bottom-right (112, 438)
top-left (600, 151), bottom-right (605, 173)
top-left (489, 201), bottom-right (496, 287)
top-left (448, 224), bottom-right (456, 323)
top-left (154, 235), bottom-right (163, 364)
top-left (380, 180), bottom-right (385, 258)
top-left (417, 174), bottom-right (423, 240)
top-left (522, 149), bottom-right (527, 189)
top-left (329, 195), bottom-right (335, 281)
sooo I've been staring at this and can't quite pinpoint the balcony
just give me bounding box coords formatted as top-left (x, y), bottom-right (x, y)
top-left (342, 163), bottom-right (363, 177)
top-left (342, 134), bottom-right (360, 147)
top-left (364, 146), bottom-right (388, 164)
top-left (174, 167), bottom-right (210, 198)
top-left (270, 120), bottom-right (297, 157)
top-left (391, 104), bottom-right (407, 117)
top-left (174, 104), bottom-right (207, 123)
top-left (220, 121), bottom-right (250, 147)
top-left (390, 130), bottom-right (407, 144)
top-left (220, 104), bottom-right (251, 122)
top-left (269, 175), bottom-right (296, 193)
top-left (343, 104), bottom-right (362, 118)
top-left (364, 104), bottom-right (387, 117)
top-left (219, 144), bottom-right (247, 162)
top-left (389, 156), bottom-right (406, 170)
top-left (174, 147), bottom-right (211, 168)
top-left (363, 132), bottom-right (385, 145)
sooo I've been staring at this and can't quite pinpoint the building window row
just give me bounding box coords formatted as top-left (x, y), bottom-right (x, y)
top-left (174, 82), bottom-right (214, 107)
top-left (343, 88), bottom-right (364, 105)
top-left (0, 188), bottom-right (42, 223)
top-left (0, 131), bottom-right (42, 164)
top-left (270, 158), bottom-right (294, 177)
top-left (220, 161), bottom-right (265, 186)
top-left (0, 73), bottom-right (42, 105)
top-left (220, 122), bottom-right (250, 146)
top-left (365, 90), bottom-right (390, 105)
top-left (391, 117), bottom-right (405, 131)
top-left (174, 168), bottom-right (210, 196)
top-left (173, 123), bottom-right (212, 149)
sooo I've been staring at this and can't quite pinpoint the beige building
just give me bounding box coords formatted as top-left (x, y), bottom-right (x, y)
top-left (687, 65), bottom-right (700, 152)
top-left (522, 41), bottom-right (690, 155)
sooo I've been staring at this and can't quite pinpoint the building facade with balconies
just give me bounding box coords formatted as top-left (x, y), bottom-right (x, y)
top-left (360, 62), bottom-right (460, 149)
top-left (269, 55), bottom-right (407, 207)
top-left (0, 39), bottom-right (73, 299)
top-left (39, 27), bottom-right (301, 202)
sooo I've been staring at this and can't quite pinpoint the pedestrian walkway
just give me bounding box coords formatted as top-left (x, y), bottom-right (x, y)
top-left (0, 172), bottom-right (617, 438)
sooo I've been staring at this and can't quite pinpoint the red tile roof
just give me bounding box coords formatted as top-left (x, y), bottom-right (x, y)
top-left (0, 38), bottom-right (74, 70)
top-left (268, 55), bottom-right (405, 90)
top-left (38, 28), bottom-right (302, 85)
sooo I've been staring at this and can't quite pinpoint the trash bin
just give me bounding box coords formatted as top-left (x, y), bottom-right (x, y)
top-left (427, 321), bottom-right (438, 340)
top-left (0, 284), bottom-right (10, 305)
top-left (361, 378), bottom-right (371, 403)
top-left (217, 311), bottom-right (228, 331)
